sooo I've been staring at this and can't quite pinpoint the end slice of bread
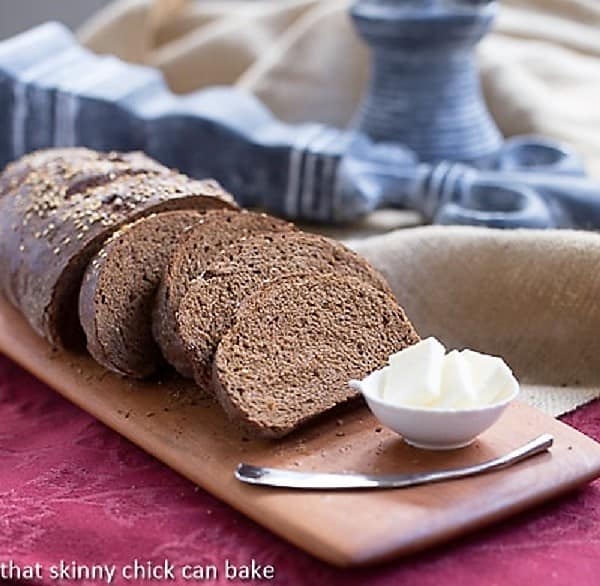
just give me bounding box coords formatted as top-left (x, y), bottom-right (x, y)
top-left (213, 273), bottom-right (419, 438)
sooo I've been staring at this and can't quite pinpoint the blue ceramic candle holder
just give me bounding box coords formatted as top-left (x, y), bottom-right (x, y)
top-left (351, 0), bottom-right (502, 162)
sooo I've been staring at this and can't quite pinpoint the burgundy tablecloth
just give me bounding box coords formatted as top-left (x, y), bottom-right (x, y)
top-left (1, 353), bottom-right (599, 586)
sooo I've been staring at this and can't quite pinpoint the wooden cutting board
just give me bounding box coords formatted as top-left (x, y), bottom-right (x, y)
top-left (2, 296), bottom-right (600, 567)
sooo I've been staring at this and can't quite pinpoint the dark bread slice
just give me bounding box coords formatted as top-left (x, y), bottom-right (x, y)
top-left (153, 209), bottom-right (295, 377)
top-left (0, 165), bottom-right (236, 348)
top-left (79, 210), bottom-right (206, 378)
top-left (176, 231), bottom-right (395, 390)
top-left (213, 273), bottom-right (419, 438)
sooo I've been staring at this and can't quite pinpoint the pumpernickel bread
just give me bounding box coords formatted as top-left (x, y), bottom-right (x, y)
top-left (176, 231), bottom-right (395, 389)
top-left (79, 210), bottom-right (206, 378)
top-left (0, 148), bottom-right (236, 347)
top-left (153, 209), bottom-right (295, 377)
top-left (213, 273), bottom-right (419, 438)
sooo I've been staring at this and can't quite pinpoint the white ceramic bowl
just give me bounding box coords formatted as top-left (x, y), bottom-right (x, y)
top-left (350, 366), bottom-right (519, 450)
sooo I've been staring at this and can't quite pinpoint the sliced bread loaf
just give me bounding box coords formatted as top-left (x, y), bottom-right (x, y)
top-left (79, 210), bottom-right (206, 378)
top-left (153, 209), bottom-right (295, 377)
top-left (0, 152), bottom-right (236, 347)
top-left (176, 231), bottom-right (395, 389)
top-left (213, 273), bottom-right (419, 438)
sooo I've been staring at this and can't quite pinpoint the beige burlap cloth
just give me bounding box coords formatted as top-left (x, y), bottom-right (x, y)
top-left (79, 0), bottom-right (600, 416)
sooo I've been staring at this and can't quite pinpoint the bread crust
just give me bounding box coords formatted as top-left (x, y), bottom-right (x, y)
top-left (0, 148), bottom-right (236, 347)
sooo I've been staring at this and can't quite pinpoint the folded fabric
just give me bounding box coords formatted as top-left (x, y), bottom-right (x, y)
top-left (481, 0), bottom-right (600, 177)
top-left (351, 226), bottom-right (600, 416)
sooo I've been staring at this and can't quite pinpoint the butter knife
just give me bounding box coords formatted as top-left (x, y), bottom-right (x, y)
top-left (235, 434), bottom-right (553, 490)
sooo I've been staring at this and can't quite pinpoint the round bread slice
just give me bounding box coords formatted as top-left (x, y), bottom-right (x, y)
top-left (177, 231), bottom-right (395, 390)
top-left (213, 273), bottom-right (419, 438)
top-left (152, 209), bottom-right (295, 377)
top-left (79, 210), bottom-right (206, 378)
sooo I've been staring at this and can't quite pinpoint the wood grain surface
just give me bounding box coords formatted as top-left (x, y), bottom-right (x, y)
top-left (1, 295), bottom-right (600, 567)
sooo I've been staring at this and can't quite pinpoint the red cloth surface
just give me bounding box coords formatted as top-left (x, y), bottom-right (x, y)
top-left (1, 353), bottom-right (599, 586)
